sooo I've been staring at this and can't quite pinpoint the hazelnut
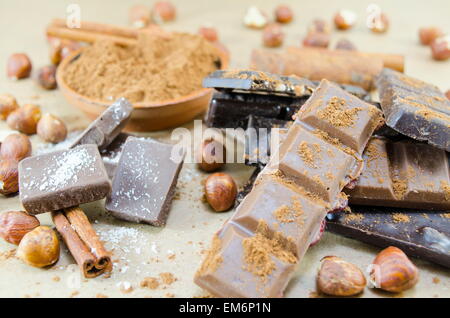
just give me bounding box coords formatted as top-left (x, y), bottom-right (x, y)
top-left (370, 246), bottom-right (419, 293)
top-left (0, 159), bottom-right (19, 195)
top-left (445, 89), bottom-right (450, 100)
top-left (204, 173), bottom-right (237, 212)
top-left (335, 38), bottom-right (357, 51)
top-left (263, 23), bottom-right (284, 48)
top-left (7, 53), bottom-right (32, 80)
top-left (152, 1), bottom-right (176, 23)
top-left (431, 36), bottom-right (450, 61)
top-left (334, 9), bottom-right (357, 30)
top-left (16, 226), bottom-right (60, 268)
top-left (37, 65), bottom-right (57, 90)
top-left (37, 113), bottom-right (68, 143)
top-left (419, 27), bottom-right (445, 46)
top-left (129, 4), bottom-right (152, 28)
top-left (308, 19), bottom-right (331, 34)
top-left (317, 256), bottom-right (367, 296)
top-left (197, 139), bottom-right (226, 172)
top-left (0, 133), bottom-right (32, 161)
top-left (368, 12), bottom-right (389, 33)
top-left (6, 104), bottom-right (42, 135)
top-left (244, 6), bottom-right (268, 29)
top-left (50, 40), bottom-right (81, 65)
top-left (198, 27), bottom-right (218, 42)
top-left (0, 94), bottom-right (19, 120)
top-left (303, 32), bottom-right (330, 48)
top-left (274, 5), bottom-right (293, 24)
top-left (0, 211), bottom-right (40, 245)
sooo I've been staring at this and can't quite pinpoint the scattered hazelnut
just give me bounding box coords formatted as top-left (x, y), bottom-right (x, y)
top-left (6, 104), bottom-right (42, 135)
top-left (152, 1), bottom-right (176, 23)
top-left (334, 9), bottom-right (357, 30)
top-left (445, 89), bottom-right (450, 100)
top-left (0, 133), bottom-right (32, 161)
top-left (419, 27), bottom-right (445, 46)
top-left (37, 65), bottom-right (57, 90)
top-left (16, 226), bottom-right (60, 268)
top-left (0, 159), bottom-right (19, 195)
top-left (244, 6), bottom-right (268, 29)
top-left (317, 256), bottom-right (367, 296)
top-left (431, 36), bottom-right (450, 61)
top-left (197, 139), bottom-right (226, 172)
top-left (49, 40), bottom-right (82, 65)
top-left (204, 173), bottom-right (237, 212)
top-left (368, 12), bottom-right (389, 33)
top-left (0, 94), bottom-right (19, 120)
top-left (303, 32), bottom-right (330, 48)
top-left (308, 19), bottom-right (331, 34)
top-left (7, 53), bottom-right (32, 80)
top-left (0, 211), bottom-right (40, 245)
top-left (37, 113), bottom-right (68, 143)
top-left (274, 5), bottom-right (293, 24)
top-left (335, 38), bottom-right (357, 51)
top-left (129, 4), bottom-right (152, 28)
top-left (262, 23), bottom-right (284, 48)
top-left (370, 246), bottom-right (419, 293)
top-left (198, 27), bottom-right (218, 42)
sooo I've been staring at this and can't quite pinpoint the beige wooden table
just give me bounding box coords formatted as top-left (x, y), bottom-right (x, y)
top-left (0, 0), bottom-right (449, 298)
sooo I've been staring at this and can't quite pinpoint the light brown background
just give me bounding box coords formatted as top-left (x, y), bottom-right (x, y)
top-left (0, 0), bottom-right (449, 298)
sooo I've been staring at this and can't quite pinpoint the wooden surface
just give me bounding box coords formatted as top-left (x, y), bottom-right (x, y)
top-left (0, 0), bottom-right (449, 298)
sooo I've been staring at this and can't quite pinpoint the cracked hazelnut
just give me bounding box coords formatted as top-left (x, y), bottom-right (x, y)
top-left (197, 139), bottom-right (226, 172)
top-left (204, 173), bottom-right (237, 212)
top-left (308, 19), bottom-right (331, 34)
top-left (431, 36), bottom-right (450, 61)
top-left (370, 246), bottom-right (419, 293)
top-left (303, 31), bottom-right (330, 48)
top-left (17, 226), bottom-right (60, 268)
top-left (7, 53), bottom-right (32, 80)
top-left (368, 12), bottom-right (389, 33)
top-left (317, 256), bottom-right (366, 296)
top-left (0, 211), bottom-right (40, 245)
top-left (334, 9), bottom-right (357, 30)
top-left (0, 133), bottom-right (32, 161)
top-left (419, 27), bottom-right (444, 46)
top-left (37, 113), bottom-right (68, 143)
top-left (0, 94), bottom-right (19, 120)
top-left (244, 6), bottom-right (268, 29)
top-left (6, 104), bottom-right (42, 135)
top-left (37, 65), bottom-right (57, 90)
top-left (152, 1), bottom-right (176, 23)
top-left (129, 4), bottom-right (152, 28)
top-left (335, 38), bottom-right (357, 51)
top-left (0, 159), bottom-right (19, 195)
top-left (262, 23), bottom-right (284, 48)
top-left (274, 5), bottom-right (293, 24)
top-left (198, 27), bottom-right (218, 42)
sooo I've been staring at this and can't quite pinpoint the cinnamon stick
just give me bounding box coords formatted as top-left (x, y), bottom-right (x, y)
top-left (52, 208), bottom-right (111, 278)
top-left (51, 18), bottom-right (139, 39)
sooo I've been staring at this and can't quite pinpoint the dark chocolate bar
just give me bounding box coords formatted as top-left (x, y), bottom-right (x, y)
top-left (19, 144), bottom-right (111, 215)
top-left (377, 68), bottom-right (450, 151)
top-left (326, 207), bottom-right (450, 268)
top-left (71, 98), bottom-right (133, 151)
top-left (100, 133), bottom-right (131, 179)
top-left (195, 80), bottom-right (383, 298)
top-left (105, 137), bottom-right (185, 226)
top-left (236, 167), bottom-right (261, 206)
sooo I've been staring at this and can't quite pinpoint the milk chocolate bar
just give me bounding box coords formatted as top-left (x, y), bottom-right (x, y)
top-left (19, 144), bottom-right (111, 215)
top-left (100, 133), bottom-right (131, 179)
top-left (105, 137), bottom-right (185, 226)
top-left (346, 137), bottom-right (450, 210)
top-left (326, 207), bottom-right (450, 268)
top-left (195, 80), bottom-right (383, 298)
top-left (71, 98), bottom-right (133, 151)
top-left (377, 69), bottom-right (450, 151)
top-left (203, 70), bottom-right (315, 97)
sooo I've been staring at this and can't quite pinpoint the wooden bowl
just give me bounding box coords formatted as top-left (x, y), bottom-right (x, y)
top-left (56, 47), bottom-right (229, 132)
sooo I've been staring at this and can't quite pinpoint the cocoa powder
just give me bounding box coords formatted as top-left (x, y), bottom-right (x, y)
top-left (63, 31), bottom-right (221, 103)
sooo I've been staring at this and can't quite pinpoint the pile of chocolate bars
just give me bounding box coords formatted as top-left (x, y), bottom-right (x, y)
top-left (195, 69), bottom-right (450, 297)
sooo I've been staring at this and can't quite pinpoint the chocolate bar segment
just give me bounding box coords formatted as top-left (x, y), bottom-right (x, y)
top-left (105, 137), bottom-right (185, 226)
top-left (71, 98), bottom-right (133, 150)
top-left (100, 133), bottom-right (131, 179)
top-left (195, 79), bottom-right (382, 298)
top-left (326, 207), bottom-right (450, 268)
top-left (377, 69), bottom-right (450, 151)
top-left (19, 144), bottom-right (111, 215)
